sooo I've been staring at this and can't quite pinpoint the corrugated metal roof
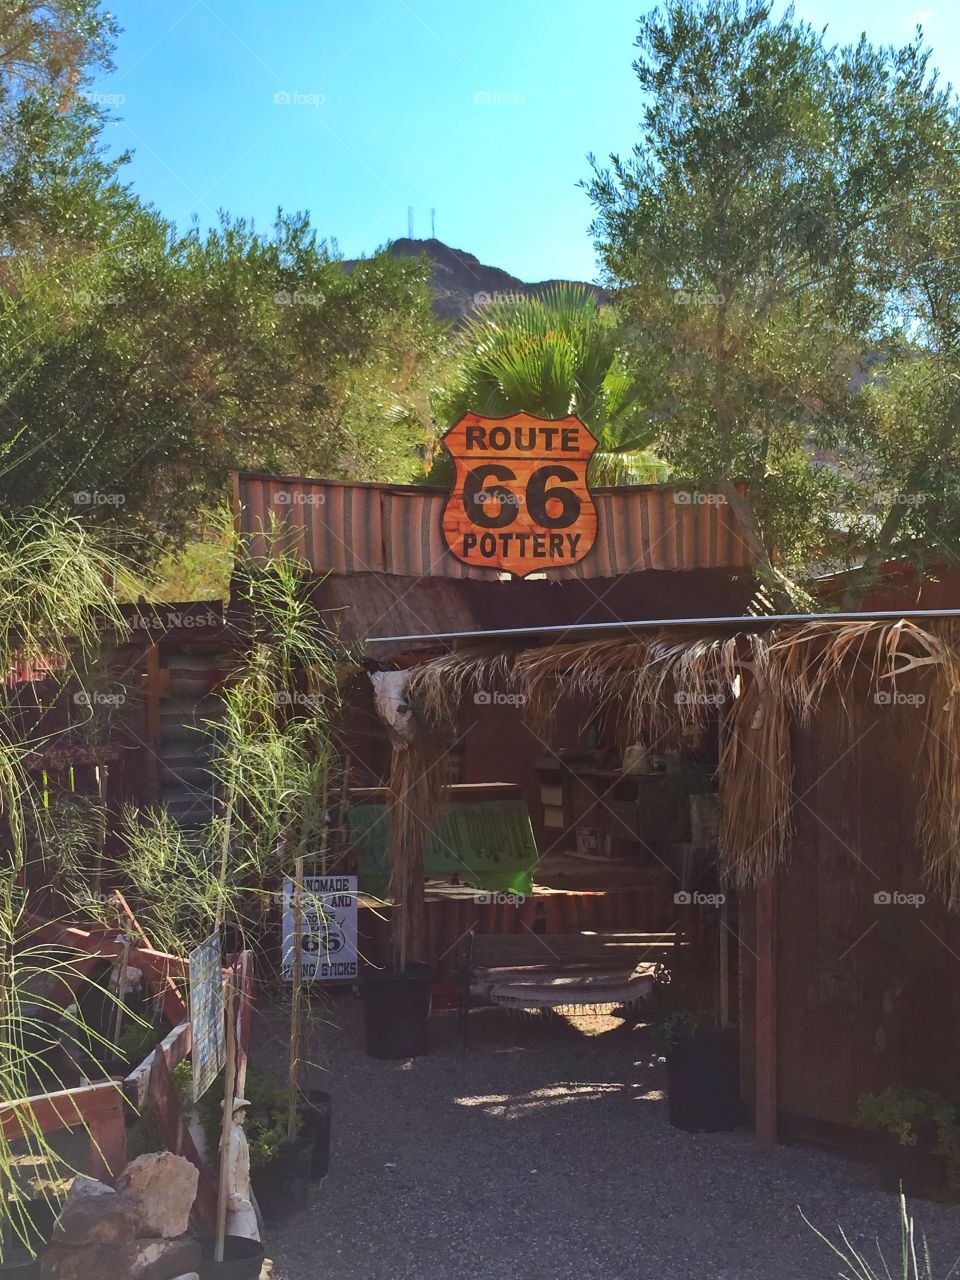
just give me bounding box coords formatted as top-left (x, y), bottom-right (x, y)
top-left (235, 473), bottom-right (754, 579)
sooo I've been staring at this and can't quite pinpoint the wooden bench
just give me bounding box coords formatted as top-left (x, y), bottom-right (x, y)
top-left (456, 929), bottom-right (674, 1044)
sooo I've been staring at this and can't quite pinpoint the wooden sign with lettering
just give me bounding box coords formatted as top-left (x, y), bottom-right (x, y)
top-left (441, 412), bottom-right (598, 577)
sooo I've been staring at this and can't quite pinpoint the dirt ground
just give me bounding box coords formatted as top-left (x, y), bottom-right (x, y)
top-left (252, 993), bottom-right (960, 1280)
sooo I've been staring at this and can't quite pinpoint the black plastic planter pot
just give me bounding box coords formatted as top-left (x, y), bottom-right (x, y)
top-left (199, 1234), bottom-right (266, 1280)
top-left (0, 1251), bottom-right (40, 1279)
top-left (302, 1090), bottom-right (332, 1180)
top-left (666, 1027), bottom-right (741, 1133)
top-left (360, 965), bottom-right (432, 1060)
top-left (250, 1129), bottom-right (314, 1225)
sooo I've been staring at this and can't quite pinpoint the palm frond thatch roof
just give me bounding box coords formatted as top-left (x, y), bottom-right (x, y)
top-left (403, 618), bottom-right (960, 907)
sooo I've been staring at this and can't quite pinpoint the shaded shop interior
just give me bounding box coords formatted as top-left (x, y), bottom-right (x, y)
top-left (233, 471), bottom-right (960, 1156)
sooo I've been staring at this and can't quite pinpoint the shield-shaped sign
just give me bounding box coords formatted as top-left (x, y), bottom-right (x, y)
top-left (441, 412), bottom-right (598, 578)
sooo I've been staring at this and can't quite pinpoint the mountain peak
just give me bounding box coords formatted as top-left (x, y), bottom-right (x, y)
top-left (384, 237), bottom-right (605, 324)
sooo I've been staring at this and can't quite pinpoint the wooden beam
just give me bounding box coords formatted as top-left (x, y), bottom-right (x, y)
top-left (144, 640), bottom-right (163, 804)
top-left (124, 1020), bottom-right (192, 1111)
top-left (28, 916), bottom-right (188, 1024)
top-left (86, 1087), bottom-right (126, 1182)
top-left (755, 876), bottom-right (778, 1143)
top-left (234, 950), bottom-right (254, 1100)
top-left (0, 1081), bottom-right (121, 1146)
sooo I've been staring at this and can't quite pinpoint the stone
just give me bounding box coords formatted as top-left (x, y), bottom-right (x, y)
top-left (40, 1240), bottom-right (136, 1280)
top-left (52, 1174), bottom-right (139, 1245)
top-left (116, 1152), bottom-right (199, 1238)
top-left (130, 1234), bottom-right (202, 1280)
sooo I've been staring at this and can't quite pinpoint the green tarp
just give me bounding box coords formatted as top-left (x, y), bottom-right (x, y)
top-left (348, 797), bottom-right (539, 895)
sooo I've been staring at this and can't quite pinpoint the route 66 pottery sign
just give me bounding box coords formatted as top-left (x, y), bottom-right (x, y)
top-left (281, 875), bottom-right (358, 981)
top-left (441, 411), bottom-right (598, 577)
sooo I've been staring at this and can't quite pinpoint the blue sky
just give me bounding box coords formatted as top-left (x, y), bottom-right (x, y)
top-left (93, 1), bottom-right (954, 283)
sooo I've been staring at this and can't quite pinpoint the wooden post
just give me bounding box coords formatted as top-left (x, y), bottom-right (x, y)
top-left (755, 876), bottom-right (778, 1143)
top-left (287, 860), bottom-right (304, 1141)
top-left (317, 764), bottom-right (329, 875)
top-left (719, 876), bottom-right (730, 1030)
top-left (87, 1086), bottom-right (127, 1182)
top-left (335, 753), bottom-right (352, 871)
top-left (213, 969), bottom-right (236, 1263)
top-left (234, 950), bottom-right (253, 1101)
top-left (111, 924), bottom-right (132, 1048)
top-left (92, 762), bottom-right (109, 899)
top-left (144, 642), bottom-right (163, 805)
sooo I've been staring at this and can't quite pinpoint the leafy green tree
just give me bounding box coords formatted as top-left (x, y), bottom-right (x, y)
top-left (585, 0), bottom-right (960, 607)
top-left (435, 283), bottom-right (670, 485)
top-left (0, 201), bottom-right (446, 552)
top-left (835, 143), bottom-right (960, 606)
top-left (0, 4), bottom-right (446, 560)
top-left (0, 0), bottom-right (115, 108)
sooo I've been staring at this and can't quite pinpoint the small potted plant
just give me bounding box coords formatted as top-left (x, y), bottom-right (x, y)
top-left (659, 1011), bottom-right (742, 1133)
top-left (198, 1064), bottom-right (313, 1226)
top-left (855, 1088), bottom-right (960, 1198)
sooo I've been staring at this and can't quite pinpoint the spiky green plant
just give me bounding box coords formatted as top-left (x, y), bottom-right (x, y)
top-left (0, 512), bottom-right (130, 1261)
top-left (802, 1194), bottom-right (946, 1279)
top-left (436, 284), bottom-right (673, 485)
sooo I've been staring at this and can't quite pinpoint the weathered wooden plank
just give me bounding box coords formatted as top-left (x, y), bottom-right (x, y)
top-left (755, 876), bottom-right (778, 1143)
top-left (0, 1081), bottom-right (120, 1142)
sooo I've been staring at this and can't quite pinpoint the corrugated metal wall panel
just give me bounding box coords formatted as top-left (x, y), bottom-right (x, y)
top-left (236, 475), bottom-right (754, 578)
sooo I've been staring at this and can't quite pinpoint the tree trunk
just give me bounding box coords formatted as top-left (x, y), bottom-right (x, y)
top-left (721, 480), bottom-right (801, 613)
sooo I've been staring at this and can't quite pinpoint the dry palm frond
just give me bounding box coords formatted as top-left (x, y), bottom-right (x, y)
top-left (386, 731), bottom-right (453, 969)
top-left (772, 618), bottom-right (948, 724)
top-left (401, 616), bottom-right (960, 907)
top-left (406, 646), bottom-right (517, 729)
top-left (718, 675), bottom-right (793, 885)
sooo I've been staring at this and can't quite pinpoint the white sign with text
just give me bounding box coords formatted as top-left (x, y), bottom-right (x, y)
top-left (281, 874), bottom-right (358, 982)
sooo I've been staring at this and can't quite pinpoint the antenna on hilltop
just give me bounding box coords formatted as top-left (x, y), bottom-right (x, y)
top-left (431, 208), bottom-right (436, 238)
top-left (408, 206), bottom-right (414, 238)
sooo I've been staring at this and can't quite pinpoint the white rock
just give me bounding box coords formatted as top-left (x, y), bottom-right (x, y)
top-left (115, 1152), bottom-right (199, 1238)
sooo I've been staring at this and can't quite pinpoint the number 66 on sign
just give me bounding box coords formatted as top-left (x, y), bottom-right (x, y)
top-left (440, 411), bottom-right (598, 578)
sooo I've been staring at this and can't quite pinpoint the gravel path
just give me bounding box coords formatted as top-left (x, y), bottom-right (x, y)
top-left (261, 994), bottom-right (960, 1280)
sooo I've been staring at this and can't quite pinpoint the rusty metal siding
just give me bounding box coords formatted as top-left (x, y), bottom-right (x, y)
top-left (236, 474), bottom-right (754, 579)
